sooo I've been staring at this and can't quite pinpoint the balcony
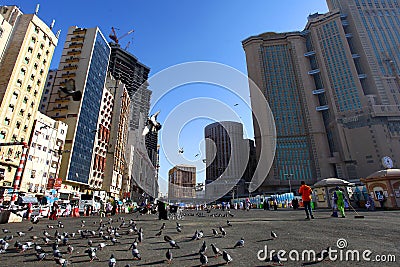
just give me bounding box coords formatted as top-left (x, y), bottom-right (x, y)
top-left (316, 105), bottom-right (329, 111)
top-left (352, 54), bottom-right (360, 59)
top-left (312, 88), bottom-right (325, 95)
top-left (342, 20), bottom-right (349, 27)
top-left (358, 74), bottom-right (367, 79)
top-left (66, 50), bottom-right (81, 56)
top-left (61, 72), bottom-right (76, 78)
top-left (304, 51), bottom-right (316, 57)
top-left (71, 36), bottom-right (84, 42)
top-left (345, 33), bottom-right (353, 38)
top-left (68, 43), bottom-right (83, 49)
top-left (63, 65), bottom-right (78, 71)
top-left (53, 105), bottom-right (68, 111)
top-left (340, 14), bottom-right (348, 19)
top-left (308, 69), bottom-right (320, 75)
top-left (65, 57), bottom-right (80, 63)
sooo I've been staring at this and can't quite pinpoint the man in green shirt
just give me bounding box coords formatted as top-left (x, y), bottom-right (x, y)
top-left (334, 186), bottom-right (345, 218)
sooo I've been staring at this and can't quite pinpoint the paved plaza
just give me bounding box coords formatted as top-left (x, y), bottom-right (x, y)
top-left (0, 208), bottom-right (399, 266)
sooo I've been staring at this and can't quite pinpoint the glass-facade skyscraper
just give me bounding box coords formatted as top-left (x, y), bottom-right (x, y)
top-left (243, 0), bottom-right (400, 193)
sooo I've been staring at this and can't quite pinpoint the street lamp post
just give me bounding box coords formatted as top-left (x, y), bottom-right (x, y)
top-left (284, 174), bottom-right (293, 193)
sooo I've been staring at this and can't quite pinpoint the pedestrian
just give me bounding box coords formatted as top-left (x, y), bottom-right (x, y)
top-left (366, 195), bottom-right (375, 211)
top-left (292, 198), bottom-right (299, 209)
top-left (273, 198), bottom-right (278, 211)
top-left (49, 202), bottom-right (59, 220)
top-left (65, 203), bottom-right (71, 217)
top-left (377, 193), bottom-right (386, 210)
top-left (333, 186), bottom-right (346, 218)
top-left (298, 181), bottom-right (314, 220)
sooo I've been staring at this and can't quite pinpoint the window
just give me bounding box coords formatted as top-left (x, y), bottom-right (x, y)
top-left (20, 68), bottom-right (26, 75)
top-left (24, 57), bottom-right (30, 64)
top-left (45, 50), bottom-right (49, 56)
top-left (33, 90), bottom-right (38, 96)
top-left (30, 74), bottom-right (35, 81)
top-left (23, 96), bottom-right (28, 103)
top-left (0, 131), bottom-right (5, 139)
top-left (23, 125), bottom-right (28, 132)
top-left (27, 85), bottom-right (32, 92)
top-left (8, 104), bottom-right (14, 112)
top-left (34, 63), bottom-right (38, 69)
top-left (34, 27), bottom-right (39, 34)
top-left (37, 53), bottom-right (41, 59)
top-left (19, 109), bottom-right (25, 116)
top-left (16, 121), bottom-right (21, 129)
top-left (40, 43), bottom-right (44, 49)
top-left (28, 47), bottom-right (33, 53)
top-left (31, 37), bottom-right (36, 44)
top-left (4, 118), bottom-right (10, 126)
top-left (16, 79), bottom-right (22, 87)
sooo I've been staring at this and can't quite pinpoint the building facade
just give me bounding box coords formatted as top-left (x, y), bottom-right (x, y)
top-left (0, 5), bottom-right (58, 192)
top-left (42, 26), bottom-right (110, 195)
top-left (103, 75), bottom-right (131, 199)
top-left (20, 112), bottom-right (67, 195)
top-left (204, 121), bottom-right (249, 199)
top-left (168, 165), bottom-right (196, 201)
top-left (242, 0), bottom-right (400, 193)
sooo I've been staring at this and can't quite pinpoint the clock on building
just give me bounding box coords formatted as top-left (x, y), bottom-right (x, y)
top-left (381, 156), bottom-right (393, 169)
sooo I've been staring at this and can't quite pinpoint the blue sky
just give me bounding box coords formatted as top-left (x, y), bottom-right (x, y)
top-left (5, 1), bottom-right (329, 195)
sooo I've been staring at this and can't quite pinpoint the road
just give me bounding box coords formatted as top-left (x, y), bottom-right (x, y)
top-left (0, 208), bottom-right (399, 266)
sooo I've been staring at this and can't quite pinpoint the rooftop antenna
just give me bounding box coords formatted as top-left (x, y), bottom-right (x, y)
top-left (34, 4), bottom-right (39, 15)
top-left (50, 19), bottom-right (55, 30)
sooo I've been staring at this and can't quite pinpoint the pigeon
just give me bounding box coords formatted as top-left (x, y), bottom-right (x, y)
top-left (212, 229), bottom-right (218, 237)
top-left (160, 222), bottom-right (166, 230)
top-left (211, 243), bottom-right (222, 257)
top-left (86, 247), bottom-right (98, 262)
top-left (199, 240), bottom-right (207, 254)
top-left (267, 253), bottom-right (282, 265)
top-left (176, 222), bottom-right (181, 228)
top-left (176, 226), bottom-right (182, 233)
top-left (227, 220), bottom-right (232, 227)
top-left (166, 249), bottom-right (173, 264)
top-left (155, 230), bottom-right (162, 237)
top-left (31, 216), bottom-right (39, 224)
top-left (223, 250), bottom-right (233, 264)
top-left (36, 252), bottom-right (46, 261)
top-left (98, 242), bottom-right (107, 250)
top-left (178, 148), bottom-right (184, 154)
top-left (142, 111), bottom-right (162, 136)
top-left (53, 248), bottom-right (62, 258)
top-left (2, 229), bottom-right (9, 233)
top-left (221, 228), bottom-right (227, 238)
top-left (128, 239), bottom-right (138, 250)
top-left (88, 239), bottom-right (93, 247)
top-left (58, 78), bottom-right (82, 101)
top-left (109, 254), bottom-right (117, 267)
top-left (164, 235), bottom-right (172, 242)
top-left (131, 248), bottom-right (141, 260)
top-left (233, 237), bottom-right (245, 248)
top-left (111, 237), bottom-right (119, 245)
top-left (138, 232), bottom-right (143, 243)
top-left (34, 243), bottom-right (45, 253)
top-left (271, 231), bottom-right (278, 239)
top-left (200, 252), bottom-right (208, 266)
top-left (55, 257), bottom-right (68, 266)
top-left (16, 231), bottom-right (25, 237)
top-left (67, 245), bottom-right (74, 254)
top-left (28, 226), bottom-right (34, 231)
top-left (316, 246), bottom-right (331, 262)
top-left (169, 239), bottom-right (180, 249)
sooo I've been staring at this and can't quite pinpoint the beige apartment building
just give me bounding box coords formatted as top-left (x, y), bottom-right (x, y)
top-left (243, 0), bottom-right (400, 193)
top-left (0, 5), bottom-right (58, 191)
top-left (20, 112), bottom-right (67, 195)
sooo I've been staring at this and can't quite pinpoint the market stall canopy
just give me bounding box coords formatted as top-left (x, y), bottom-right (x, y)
top-left (314, 178), bottom-right (354, 188)
top-left (366, 169), bottom-right (400, 179)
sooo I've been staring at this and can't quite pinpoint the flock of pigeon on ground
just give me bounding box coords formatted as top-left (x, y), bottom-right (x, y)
top-left (0, 210), bottom-right (316, 266)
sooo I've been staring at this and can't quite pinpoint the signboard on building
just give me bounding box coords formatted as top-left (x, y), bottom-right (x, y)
top-left (54, 178), bottom-right (63, 189)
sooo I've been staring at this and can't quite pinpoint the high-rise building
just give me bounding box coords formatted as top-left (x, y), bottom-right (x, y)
top-left (168, 164), bottom-right (196, 200)
top-left (107, 42), bottom-right (159, 200)
top-left (204, 121), bottom-right (249, 199)
top-left (42, 26), bottom-right (110, 195)
top-left (243, 0), bottom-right (400, 193)
top-left (0, 5), bottom-right (58, 191)
top-left (103, 75), bottom-right (131, 198)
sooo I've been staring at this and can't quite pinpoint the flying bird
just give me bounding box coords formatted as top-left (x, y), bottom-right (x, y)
top-left (178, 147), bottom-right (184, 154)
top-left (58, 79), bottom-right (82, 101)
top-left (234, 103), bottom-right (239, 106)
top-left (142, 111), bottom-right (162, 136)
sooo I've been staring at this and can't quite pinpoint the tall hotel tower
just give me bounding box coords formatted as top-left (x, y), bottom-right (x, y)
top-left (243, 0), bottom-right (400, 193)
top-left (43, 27), bottom-right (110, 194)
top-left (0, 6), bottom-right (58, 189)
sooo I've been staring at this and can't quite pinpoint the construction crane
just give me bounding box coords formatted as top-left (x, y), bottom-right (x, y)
top-left (109, 27), bottom-right (134, 44)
